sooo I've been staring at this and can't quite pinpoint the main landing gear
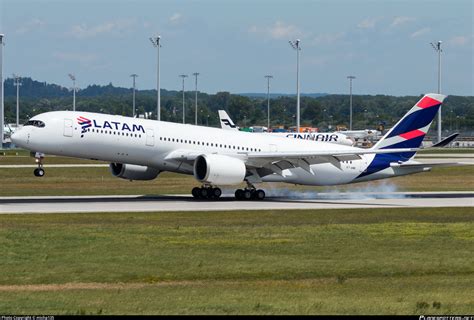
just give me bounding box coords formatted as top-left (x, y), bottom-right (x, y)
top-left (33, 152), bottom-right (45, 177)
top-left (234, 188), bottom-right (265, 201)
top-left (192, 186), bottom-right (222, 199)
top-left (191, 182), bottom-right (266, 201)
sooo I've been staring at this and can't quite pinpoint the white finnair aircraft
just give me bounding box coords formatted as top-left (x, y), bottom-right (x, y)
top-left (218, 110), bottom-right (354, 146)
top-left (12, 93), bottom-right (455, 200)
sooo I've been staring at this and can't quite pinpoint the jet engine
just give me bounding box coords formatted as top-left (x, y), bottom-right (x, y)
top-left (110, 163), bottom-right (160, 181)
top-left (193, 154), bottom-right (246, 185)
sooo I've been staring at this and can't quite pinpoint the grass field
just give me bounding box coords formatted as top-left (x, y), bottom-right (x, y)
top-left (0, 208), bottom-right (473, 314)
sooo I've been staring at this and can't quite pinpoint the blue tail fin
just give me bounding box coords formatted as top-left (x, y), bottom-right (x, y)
top-left (358, 93), bottom-right (446, 179)
top-left (373, 93), bottom-right (446, 150)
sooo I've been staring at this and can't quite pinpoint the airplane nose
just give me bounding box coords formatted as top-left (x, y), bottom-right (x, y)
top-left (11, 129), bottom-right (26, 147)
top-left (10, 130), bottom-right (18, 143)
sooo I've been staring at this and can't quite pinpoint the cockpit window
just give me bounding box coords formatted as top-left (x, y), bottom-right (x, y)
top-left (24, 120), bottom-right (46, 128)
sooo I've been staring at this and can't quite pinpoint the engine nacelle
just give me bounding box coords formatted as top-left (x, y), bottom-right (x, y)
top-left (193, 154), bottom-right (246, 185)
top-left (110, 163), bottom-right (160, 181)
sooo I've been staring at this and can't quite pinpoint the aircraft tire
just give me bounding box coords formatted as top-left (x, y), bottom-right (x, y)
top-left (34, 168), bottom-right (45, 177)
top-left (255, 189), bottom-right (265, 200)
top-left (235, 189), bottom-right (243, 200)
top-left (243, 190), bottom-right (252, 200)
top-left (192, 187), bottom-right (201, 199)
top-left (200, 187), bottom-right (209, 198)
top-left (211, 187), bottom-right (222, 199)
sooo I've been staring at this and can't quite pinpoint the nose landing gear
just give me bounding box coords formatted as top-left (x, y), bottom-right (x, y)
top-left (32, 152), bottom-right (45, 177)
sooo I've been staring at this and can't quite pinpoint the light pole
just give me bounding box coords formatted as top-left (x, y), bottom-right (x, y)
top-left (150, 35), bottom-right (161, 120)
top-left (193, 72), bottom-right (199, 125)
top-left (449, 109), bottom-right (453, 132)
top-left (347, 75), bottom-right (356, 130)
top-left (430, 40), bottom-right (442, 142)
top-left (13, 74), bottom-right (21, 127)
top-left (68, 73), bottom-right (76, 111)
top-left (0, 34), bottom-right (3, 145)
top-left (289, 39), bottom-right (301, 133)
top-left (179, 74), bottom-right (188, 124)
top-left (264, 75), bottom-right (273, 130)
top-left (130, 74), bottom-right (138, 117)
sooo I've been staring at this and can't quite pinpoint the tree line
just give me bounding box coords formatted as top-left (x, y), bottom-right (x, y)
top-left (3, 77), bottom-right (473, 135)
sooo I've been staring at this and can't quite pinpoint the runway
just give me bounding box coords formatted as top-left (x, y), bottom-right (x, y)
top-left (1, 192), bottom-right (472, 214)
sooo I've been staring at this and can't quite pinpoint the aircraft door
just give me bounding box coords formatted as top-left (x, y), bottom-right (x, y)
top-left (63, 119), bottom-right (73, 137)
top-left (146, 128), bottom-right (154, 146)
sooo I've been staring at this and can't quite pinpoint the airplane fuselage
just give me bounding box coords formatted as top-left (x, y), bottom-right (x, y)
top-left (13, 111), bottom-right (424, 187)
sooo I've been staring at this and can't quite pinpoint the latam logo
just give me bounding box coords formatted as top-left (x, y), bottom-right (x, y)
top-left (77, 116), bottom-right (145, 138)
top-left (77, 116), bottom-right (92, 138)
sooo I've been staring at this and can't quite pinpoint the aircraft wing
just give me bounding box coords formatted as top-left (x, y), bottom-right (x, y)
top-left (164, 149), bottom-right (203, 161)
top-left (243, 147), bottom-right (420, 174)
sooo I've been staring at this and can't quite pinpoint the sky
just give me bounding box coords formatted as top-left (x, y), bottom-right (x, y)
top-left (0, 0), bottom-right (473, 96)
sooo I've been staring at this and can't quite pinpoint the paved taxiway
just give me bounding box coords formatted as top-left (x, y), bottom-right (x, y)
top-left (1, 192), bottom-right (472, 214)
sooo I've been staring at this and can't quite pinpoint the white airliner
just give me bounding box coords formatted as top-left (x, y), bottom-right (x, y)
top-left (218, 110), bottom-right (354, 146)
top-left (11, 93), bottom-right (456, 200)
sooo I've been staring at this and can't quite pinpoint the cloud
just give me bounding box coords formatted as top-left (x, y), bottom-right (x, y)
top-left (448, 35), bottom-right (469, 46)
top-left (312, 32), bottom-right (345, 45)
top-left (53, 52), bottom-right (99, 65)
top-left (249, 21), bottom-right (302, 40)
top-left (69, 19), bottom-right (135, 38)
top-left (16, 19), bottom-right (46, 34)
top-left (390, 16), bottom-right (415, 27)
top-left (410, 27), bottom-right (430, 38)
top-left (169, 13), bottom-right (182, 24)
top-left (357, 17), bottom-right (381, 29)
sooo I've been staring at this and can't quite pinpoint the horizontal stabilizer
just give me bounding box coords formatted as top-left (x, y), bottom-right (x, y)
top-left (390, 161), bottom-right (463, 168)
top-left (430, 133), bottom-right (459, 148)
